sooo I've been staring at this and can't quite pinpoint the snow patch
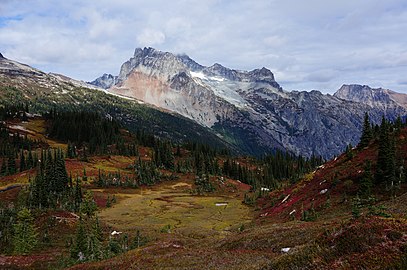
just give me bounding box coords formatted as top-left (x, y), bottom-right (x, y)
top-left (8, 125), bottom-right (28, 132)
top-left (190, 71), bottom-right (207, 80)
top-left (281, 194), bottom-right (290, 204)
top-left (215, 202), bottom-right (228, 206)
top-left (320, 189), bottom-right (328, 194)
top-left (190, 71), bottom-right (247, 108)
top-left (101, 88), bottom-right (137, 101)
top-left (281, 247), bottom-right (291, 253)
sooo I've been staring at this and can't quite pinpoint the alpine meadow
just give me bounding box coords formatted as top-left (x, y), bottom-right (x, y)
top-left (0, 1), bottom-right (406, 269)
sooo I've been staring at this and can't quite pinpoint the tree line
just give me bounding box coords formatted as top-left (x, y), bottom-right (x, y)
top-left (358, 113), bottom-right (406, 197)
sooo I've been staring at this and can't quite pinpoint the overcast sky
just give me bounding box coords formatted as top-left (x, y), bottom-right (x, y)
top-left (1, 0), bottom-right (407, 93)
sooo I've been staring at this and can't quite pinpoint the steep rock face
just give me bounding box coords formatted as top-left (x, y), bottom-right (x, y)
top-left (0, 53), bottom-right (4, 58)
top-left (334, 84), bottom-right (407, 111)
top-left (334, 84), bottom-right (407, 126)
top-left (176, 54), bottom-right (204, 71)
top-left (89, 73), bottom-right (118, 89)
top-left (117, 47), bottom-right (187, 83)
top-left (106, 47), bottom-right (239, 127)
top-left (91, 48), bottom-right (407, 158)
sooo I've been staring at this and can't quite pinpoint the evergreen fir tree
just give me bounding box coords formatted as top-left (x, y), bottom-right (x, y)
top-left (12, 208), bottom-right (38, 255)
top-left (176, 144), bottom-right (181, 157)
top-left (19, 150), bottom-right (26, 172)
top-left (80, 191), bottom-right (97, 218)
top-left (395, 115), bottom-right (403, 131)
top-left (375, 116), bottom-right (396, 190)
top-left (359, 160), bottom-right (373, 197)
top-left (27, 149), bottom-right (33, 169)
top-left (375, 117), bottom-right (389, 184)
top-left (359, 112), bottom-right (373, 148)
top-left (82, 168), bottom-right (88, 182)
top-left (71, 217), bottom-right (87, 261)
top-left (88, 216), bottom-right (104, 260)
top-left (0, 158), bottom-right (6, 176)
top-left (7, 154), bottom-right (16, 175)
top-left (74, 177), bottom-right (82, 212)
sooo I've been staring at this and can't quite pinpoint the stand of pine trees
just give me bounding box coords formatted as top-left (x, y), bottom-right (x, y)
top-left (28, 149), bottom-right (79, 210)
top-left (222, 150), bottom-right (323, 189)
top-left (0, 121), bottom-right (39, 176)
top-left (0, 103), bottom-right (30, 122)
top-left (357, 113), bottom-right (406, 196)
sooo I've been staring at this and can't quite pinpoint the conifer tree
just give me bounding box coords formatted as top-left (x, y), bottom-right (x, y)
top-left (82, 168), bottom-right (88, 182)
top-left (0, 158), bottom-right (6, 176)
top-left (27, 149), bottom-right (33, 169)
top-left (13, 208), bottom-right (38, 255)
top-left (71, 217), bottom-right (87, 261)
top-left (359, 112), bottom-right (373, 148)
top-left (359, 160), bottom-right (373, 197)
top-left (375, 116), bottom-right (396, 188)
top-left (395, 115), bottom-right (403, 131)
top-left (19, 150), bottom-right (26, 172)
top-left (176, 144), bottom-right (181, 157)
top-left (7, 154), bottom-right (16, 175)
top-left (74, 177), bottom-right (82, 212)
top-left (80, 191), bottom-right (97, 218)
top-left (375, 117), bottom-right (388, 184)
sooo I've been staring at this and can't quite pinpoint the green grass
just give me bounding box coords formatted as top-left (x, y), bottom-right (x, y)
top-left (96, 180), bottom-right (253, 239)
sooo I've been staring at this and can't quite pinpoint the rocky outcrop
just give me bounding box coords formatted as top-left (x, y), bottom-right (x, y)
top-left (91, 48), bottom-right (407, 158)
top-left (0, 56), bottom-right (101, 91)
top-left (334, 84), bottom-right (407, 111)
top-left (176, 54), bottom-right (204, 71)
top-left (0, 53), bottom-right (4, 59)
top-left (89, 73), bottom-right (118, 89)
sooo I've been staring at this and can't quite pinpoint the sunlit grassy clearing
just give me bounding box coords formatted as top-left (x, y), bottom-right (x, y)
top-left (97, 181), bottom-right (252, 238)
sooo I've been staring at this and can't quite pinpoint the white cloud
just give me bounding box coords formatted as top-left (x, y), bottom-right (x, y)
top-left (137, 29), bottom-right (166, 46)
top-left (306, 70), bottom-right (337, 83)
top-left (0, 0), bottom-right (406, 93)
top-left (263, 36), bottom-right (286, 48)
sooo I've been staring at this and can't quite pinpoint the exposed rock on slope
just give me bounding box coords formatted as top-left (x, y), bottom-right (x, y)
top-left (89, 73), bottom-right (118, 89)
top-left (0, 55), bottom-right (233, 151)
top-left (334, 84), bottom-right (407, 111)
top-left (90, 47), bottom-right (407, 158)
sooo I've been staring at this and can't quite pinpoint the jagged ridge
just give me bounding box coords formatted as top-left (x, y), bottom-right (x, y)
top-left (88, 48), bottom-right (407, 158)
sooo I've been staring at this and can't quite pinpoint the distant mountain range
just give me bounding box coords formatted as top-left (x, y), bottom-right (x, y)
top-left (90, 47), bottom-right (407, 158)
top-left (1, 49), bottom-right (406, 158)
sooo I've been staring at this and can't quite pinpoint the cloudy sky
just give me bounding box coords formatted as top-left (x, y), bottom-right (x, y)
top-left (1, 0), bottom-right (407, 93)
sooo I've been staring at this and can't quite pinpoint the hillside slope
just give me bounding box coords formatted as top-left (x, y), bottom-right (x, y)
top-left (0, 54), bottom-right (233, 151)
top-left (66, 128), bottom-right (407, 270)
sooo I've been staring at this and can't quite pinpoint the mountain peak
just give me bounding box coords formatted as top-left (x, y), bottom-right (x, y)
top-left (134, 47), bottom-right (161, 57)
top-left (176, 53), bottom-right (204, 71)
top-left (0, 52), bottom-right (4, 59)
top-left (248, 67), bottom-right (275, 82)
top-left (334, 84), bottom-right (383, 98)
top-left (212, 63), bottom-right (224, 68)
top-left (89, 73), bottom-right (118, 89)
top-left (334, 84), bottom-right (407, 109)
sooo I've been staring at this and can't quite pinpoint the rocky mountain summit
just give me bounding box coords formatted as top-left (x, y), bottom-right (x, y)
top-left (334, 84), bottom-right (407, 111)
top-left (89, 73), bottom-right (118, 89)
top-left (89, 47), bottom-right (407, 158)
